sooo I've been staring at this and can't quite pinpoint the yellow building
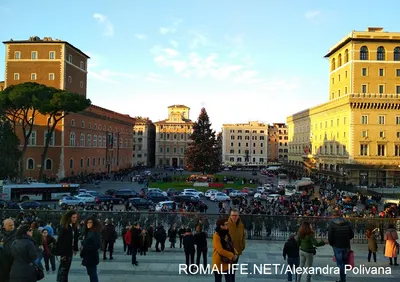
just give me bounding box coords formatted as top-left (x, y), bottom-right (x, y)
top-left (132, 117), bottom-right (156, 167)
top-left (221, 121), bottom-right (269, 166)
top-left (154, 105), bottom-right (194, 167)
top-left (0, 81), bottom-right (4, 91)
top-left (287, 27), bottom-right (400, 186)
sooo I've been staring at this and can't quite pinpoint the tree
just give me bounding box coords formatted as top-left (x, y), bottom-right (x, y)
top-left (38, 89), bottom-right (91, 180)
top-left (184, 107), bottom-right (221, 174)
top-left (0, 113), bottom-right (21, 179)
top-left (0, 82), bottom-right (49, 179)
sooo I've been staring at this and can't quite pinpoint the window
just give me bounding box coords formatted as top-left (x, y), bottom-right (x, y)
top-left (68, 76), bottom-right (72, 83)
top-left (360, 46), bottom-right (368, 60)
top-left (31, 73), bottom-right (36, 80)
top-left (377, 144), bottom-right (385, 156)
top-left (80, 158), bottom-right (84, 168)
top-left (397, 86), bottom-right (400, 94)
top-left (14, 73), bottom-right (19, 80)
top-left (396, 116), bottom-right (400, 125)
top-left (361, 84), bottom-right (367, 93)
top-left (87, 158), bottom-right (90, 168)
top-left (29, 131), bottom-right (37, 146)
top-left (69, 159), bottom-right (74, 169)
top-left (93, 135), bottom-right (97, 147)
top-left (395, 47), bottom-right (400, 61)
top-left (379, 68), bottom-right (384, 76)
top-left (71, 119), bottom-right (75, 126)
top-left (80, 134), bottom-right (85, 146)
top-left (87, 134), bottom-right (91, 147)
top-left (395, 145), bottom-right (400, 157)
top-left (397, 132), bottom-right (400, 138)
top-left (49, 51), bottom-right (55, 59)
top-left (360, 144), bottom-right (368, 156)
top-left (80, 61), bottom-right (85, 69)
top-left (397, 69), bottom-right (400, 77)
top-left (31, 51), bottom-right (37, 60)
top-left (44, 131), bottom-right (55, 146)
top-left (45, 159), bottom-right (52, 170)
top-left (80, 81), bottom-right (84, 88)
top-left (14, 51), bottom-right (20, 59)
top-left (362, 68), bottom-right (367, 76)
top-left (93, 158), bottom-right (96, 166)
top-left (378, 115), bottom-right (385, 125)
top-left (344, 49), bottom-right (349, 63)
top-left (377, 46), bottom-right (385, 60)
top-left (338, 54), bottom-right (342, 67)
top-left (362, 130), bottom-right (368, 137)
top-left (98, 136), bottom-right (102, 147)
top-left (379, 131), bottom-right (385, 138)
top-left (27, 158), bottom-right (35, 170)
top-left (49, 73), bottom-right (55, 80)
top-left (379, 85), bottom-right (384, 94)
top-left (331, 58), bottom-right (335, 71)
top-left (70, 132), bottom-right (76, 146)
top-left (68, 54), bottom-right (72, 63)
top-left (81, 120), bottom-right (85, 128)
top-left (345, 87), bottom-right (348, 94)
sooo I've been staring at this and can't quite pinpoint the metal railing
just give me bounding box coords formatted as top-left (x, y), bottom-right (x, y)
top-left (1, 209), bottom-right (398, 243)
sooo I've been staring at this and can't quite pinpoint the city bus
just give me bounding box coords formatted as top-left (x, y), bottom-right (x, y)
top-left (0, 182), bottom-right (80, 202)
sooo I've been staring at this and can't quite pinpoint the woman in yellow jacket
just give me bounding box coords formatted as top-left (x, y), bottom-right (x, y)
top-left (212, 218), bottom-right (238, 282)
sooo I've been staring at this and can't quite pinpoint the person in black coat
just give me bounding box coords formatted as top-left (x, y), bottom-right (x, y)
top-left (56, 210), bottom-right (79, 282)
top-left (194, 225), bottom-right (208, 267)
top-left (101, 219), bottom-right (117, 260)
top-left (282, 234), bottom-right (300, 282)
top-left (0, 218), bottom-right (16, 282)
top-left (183, 228), bottom-right (196, 271)
top-left (168, 225), bottom-right (177, 248)
top-left (178, 225), bottom-right (186, 248)
top-left (81, 217), bottom-right (101, 282)
top-left (129, 223), bottom-right (141, 265)
top-left (154, 225), bottom-right (167, 252)
top-left (147, 225), bottom-right (154, 248)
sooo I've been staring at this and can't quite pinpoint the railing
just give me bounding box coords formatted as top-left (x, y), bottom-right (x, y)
top-left (1, 209), bottom-right (398, 243)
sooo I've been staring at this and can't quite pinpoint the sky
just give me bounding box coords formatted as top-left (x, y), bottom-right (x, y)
top-left (0, 0), bottom-right (399, 130)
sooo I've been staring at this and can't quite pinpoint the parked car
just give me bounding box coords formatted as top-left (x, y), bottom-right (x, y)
top-left (211, 193), bottom-right (230, 202)
top-left (253, 192), bottom-right (269, 201)
top-left (229, 190), bottom-right (247, 198)
top-left (139, 188), bottom-right (148, 198)
top-left (183, 189), bottom-right (204, 197)
top-left (241, 187), bottom-right (256, 196)
top-left (172, 195), bottom-right (199, 204)
top-left (0, 200), bottom-right (20, 209)
top-left (104, 189), bottom-right (116, 196)
top-left (155, 200), bottom-right (176, 211)
top-left (76, 193), bottom-right (96, 203)
top-left (20, 201), bottom-right (50, 210)
top-left (205, 189), bottom-right (218, 198)
top-left (266, 194), bottom-right (281, 203)
top-left (176, 168), bottom-right (184, 172)
top-left (59, 196), bottom-right (86, 208)
top-left (85, 190), bottom-right (101, 197)
top-left (115, 189), bottom-right (139, 200)
top-left (95, 194), bottom-right (124, 204)
top-left (147, 188), bottom-right (167, 197)
top-left (166, 188), bottom-right (180, 197)
top-left (180, 191), bottom-right (200, 199)
top-left (145, 192), bottom-right (169, 203)
top-left (128, 198), bottom-right (153, 209)
top-left (222, 188), bottom-right (234, 195)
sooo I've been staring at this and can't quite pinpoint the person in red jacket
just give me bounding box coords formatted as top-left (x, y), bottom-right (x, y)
top-left (124, 226), bottom-right (132, 255)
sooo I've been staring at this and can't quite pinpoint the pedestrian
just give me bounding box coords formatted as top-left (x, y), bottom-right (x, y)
top-left (168, 224), bottom-right (177, 248)
top-left (183, 228), bottom-right (195, 272)
top-left (0, 218), bottom-right (17, 282)
top-left (139, 228), bottom-right (149, 256)
top-left (366, 227), bottom-right (378, 262)
top-left (147, 224), bottom-right (154, 249)
top-left (81, 217), bottom-right (101, 282)
top-left (384, 224), bottom-right (399, 265)
top-left (328, 210), bottom-right (354, 282)
top-left (101, 219), bottom-right (117, 260)
top-left (56, 210), bottom-right (79, 282)
top-left (130, 222), bottom-right (141, 266)
top-left (194, 225), bottom-right (208, 267)
top-left (227, 209), bottom-right (245, 282)
top-left (178, 225), bottom-right (186, 248)
top-left (124, 225), bottom-right (132, 255)
top-left (155, 224), bottom-right (167, 252)
top-left (283, 234), bottom-right (300, 282)
top-left (41, 229), bottom-right (56, 273)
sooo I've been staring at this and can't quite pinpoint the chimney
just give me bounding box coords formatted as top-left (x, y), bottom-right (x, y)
top-left (367, 27), bottom-right (384, 32)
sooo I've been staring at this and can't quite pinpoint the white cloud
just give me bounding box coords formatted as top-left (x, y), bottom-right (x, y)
top-left (160, 27), bottom-right (176, 35)
top-left (164, 48), bottom-right (180, 57)
top-left (146, 73), bottom-right (167, 83)
top-left (134, 34), bottom-right (147, 40)
top-left (189, 31), bottom-right (210, 49)
top-left (170, 40), bottom-right (178, 48)
top-left (93, 13), bottom-right (114, 36)
top-left (304, 10), bottom-right (321, 20)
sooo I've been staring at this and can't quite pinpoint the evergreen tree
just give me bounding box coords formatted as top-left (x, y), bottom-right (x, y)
top-left (185, 108), bottom-right (221, 174)
top-left (0, 115), bottom-right (21, 179)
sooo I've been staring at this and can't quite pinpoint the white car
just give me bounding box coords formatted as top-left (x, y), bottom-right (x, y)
top-left (148, 188), bottom-right (168, 197)
top-left (183, 189), bottom-right (204, 197)
top-left (211, 192), bottom-right (230, 202)
top-left (176, 168), bottom-right (184, 172)
top-left (205, 189), bottom-right (218, 198)
top-left (144, 171), bottom-right (152, 176)
top-left (266, 194), bottom-right (281, 203)
top-left (254, 192), bottom-right (269, 200)
top-left (155, 201), bottom-right (176, 211)
top-left (76, 193), bottom-right (96, 203)
top-left (229, 190), bottom-right (247, 197)
top-left (180, 191), bottom-right (200, 199)
top-left (59, 196), bottom-right (85, 207)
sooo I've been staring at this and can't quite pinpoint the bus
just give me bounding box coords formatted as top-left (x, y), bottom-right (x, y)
top-left (1, 183), bottom-right (80, 202)
top-left (277, 174), bottom-right (288, 187)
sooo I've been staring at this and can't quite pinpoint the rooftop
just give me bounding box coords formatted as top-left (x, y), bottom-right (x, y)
top-left (3, 36), bottom-right (90, 58)
top-left (168, 104), bottom-right (189, 109)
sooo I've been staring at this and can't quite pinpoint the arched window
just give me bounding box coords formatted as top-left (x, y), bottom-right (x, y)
top-left (377, 46), bottom-right (385, 60)
top-left (338, 54), bottom-right (342, 67)
top-left (331, 58), bottom-right (336, 71)
top-left (87, 158), bottom-right (90, 167)
top-left (394, 47), bottom-right (400, 61)
top-left (360, 46), bottom-right (368, 60)
top-left (80, 158), bottom-right (84, 168)
top-left (69, 158), bottom-right (74, 169)
top-left (45, 159), bottom-right (52, 170)
top-left (27, 158), bottom-right (34, 170)
top-left (344, 49), bottom-right (349, 63)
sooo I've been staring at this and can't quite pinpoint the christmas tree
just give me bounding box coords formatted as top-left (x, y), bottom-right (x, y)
top-left (185, 107), bottom-right (220, 174)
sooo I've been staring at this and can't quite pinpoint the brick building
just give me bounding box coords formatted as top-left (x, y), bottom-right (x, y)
top-left (2, 36), bottom-right (135, 179)
top-left (267, 123), bottom-right (288, 162)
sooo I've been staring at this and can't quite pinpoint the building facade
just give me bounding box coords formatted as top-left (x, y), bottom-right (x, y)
top-left (132, 117), bottom-right (156, 167)
top-left (3, 36), bottom-right (135, 179)
top-left (287, 27), bottom-right (400, 186)
top-left (154, 105), bottom-right (194, 167)
top-left (0, 81), bottom-right (4, 91)
top-left (221, 121), bottom-right (268, 165)
top-left (267, 123), bottom-right (288, 162)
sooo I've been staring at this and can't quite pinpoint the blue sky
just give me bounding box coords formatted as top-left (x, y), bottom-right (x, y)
top-left (0, 0), bottom-right (399, 130)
